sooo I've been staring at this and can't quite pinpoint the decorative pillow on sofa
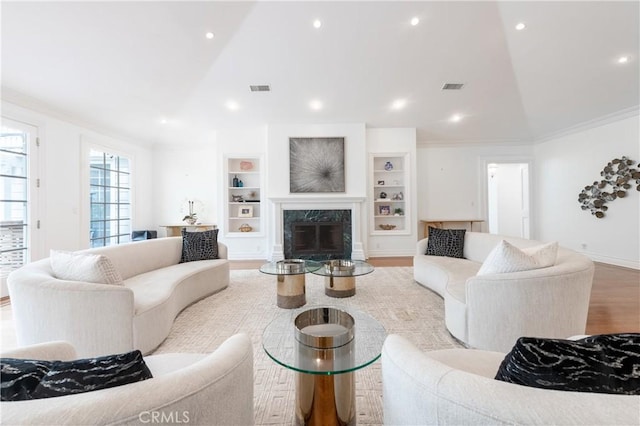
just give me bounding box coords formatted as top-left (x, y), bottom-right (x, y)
top-left (50, 250), bottom-right (123, 285)
top-left (0, 358), bottom-right (53, 401)
top-left (495, 334), bottom-right (640, 395)
top-left (30, 350), bottom-right (153, 399)
top-left (522, 241), bottom-right (559, 268)
top-left (477, 240), bottom-right (547, 276)
top-left (1, 350), bottom-right (152, 400)
top-left (425, 227), bottom-right (466, 258)
top-left (180, 228), bottom-right (219, 263)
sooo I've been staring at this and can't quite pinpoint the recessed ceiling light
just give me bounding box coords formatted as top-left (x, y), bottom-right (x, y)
top-left (515, 22), bottom-right (526, 31)
top-left (313, 19), bottom-right (322, 29)
top-left (205, 32), bottom-right (214, 39)
top-left (226, 100), bottom-right (239, 111)
top-left (618, 56), bottom-right (630, 64)
top-left (410, 17), bottom-right (420, 26)
top-left (160, 118), bottom-right (168, 124)
top-left (309, 100), bottom-right (323, 110)
top-left (449, 113), bottom-right (463, 123)
top-left (391, 99), bottom-right (407, 110)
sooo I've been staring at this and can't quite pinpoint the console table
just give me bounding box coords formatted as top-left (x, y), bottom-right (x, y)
top-left (160, 224), bottom-right (217, 237)
top-left (420, 219), bottom-right (485, 237)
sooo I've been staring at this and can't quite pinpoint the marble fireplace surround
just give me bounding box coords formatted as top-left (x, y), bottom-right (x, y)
top-left (269, 197), bottom-right (366, 261)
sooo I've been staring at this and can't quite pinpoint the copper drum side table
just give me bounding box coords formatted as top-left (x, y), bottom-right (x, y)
top-left (260, 260), bottom-right (321, 309)
top-left (309, 260), bottom-right (374, 298)
top-left (263, 306), bottom-right (386, 426)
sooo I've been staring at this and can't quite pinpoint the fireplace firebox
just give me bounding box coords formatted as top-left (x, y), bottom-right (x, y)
top-left (284, 210), bottom-right (351, 260)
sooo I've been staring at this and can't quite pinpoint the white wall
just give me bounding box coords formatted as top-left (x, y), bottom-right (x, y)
top-left (416, 143), bottom-right (533, 238)
top-left (534, 114), bottom-right (640, 268)
top-left (2, 101), bottom-right (154, 252)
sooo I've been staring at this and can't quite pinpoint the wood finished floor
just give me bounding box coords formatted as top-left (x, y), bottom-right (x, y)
top-left (236, 258), bottom-right (639, 334)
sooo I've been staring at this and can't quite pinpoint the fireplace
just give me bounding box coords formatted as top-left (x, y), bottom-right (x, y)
top-left (284, 210), bottom-right (351, 260)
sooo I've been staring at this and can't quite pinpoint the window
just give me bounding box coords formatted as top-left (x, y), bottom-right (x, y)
top-left (89, 150), bottom-right (131, 247)
top-left (1, 119), bottom-right (39, 289)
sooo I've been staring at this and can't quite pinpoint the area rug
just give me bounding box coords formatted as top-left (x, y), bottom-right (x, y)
top-left (153, 266), bottom-right (461, 425)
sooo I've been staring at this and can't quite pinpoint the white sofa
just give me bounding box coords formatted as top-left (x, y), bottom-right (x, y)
top-left (8, 237), bottom-right (229, 357)
top-left (382, 334), bottom-right (640, 425)
top-left (0, 336), bottom-right (254, 425)
top-left (414, 232), bottom-right (595, 352)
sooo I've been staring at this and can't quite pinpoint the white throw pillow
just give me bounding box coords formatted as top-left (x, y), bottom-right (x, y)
top-left (50, 250), bottom-right (123, 285)
top-left (522, 241), bottom-right (559, 268)
top-left (477, 240), bottom-right (542, 276)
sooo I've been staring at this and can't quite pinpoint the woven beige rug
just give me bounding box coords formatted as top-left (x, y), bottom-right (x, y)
top-left (153, 266), bottom-right (461, 425)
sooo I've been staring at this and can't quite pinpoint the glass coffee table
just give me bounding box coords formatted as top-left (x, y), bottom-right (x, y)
top-left (263, 306), bottom-right (386, 425)
top-left (259, 259), bottom-right (322, 308)
top-left (307, 259), bottom-right (374, 298)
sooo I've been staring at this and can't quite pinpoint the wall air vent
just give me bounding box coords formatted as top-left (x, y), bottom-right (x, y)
top-left (250, 85), bottom-right (271, 92)
top-left (442, 83), bottom-right (464, 90)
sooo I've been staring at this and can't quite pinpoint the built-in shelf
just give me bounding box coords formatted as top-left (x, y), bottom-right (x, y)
top-left (225, 156), bottom-right (264, 236)
top-left (369, 153), bottom-right (411, 235)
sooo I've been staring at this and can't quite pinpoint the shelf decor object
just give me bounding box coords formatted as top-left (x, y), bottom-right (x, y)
top-left (578, 156), bottom-right (640, 218)
top-left (289, 137), bottom-right (345, 193)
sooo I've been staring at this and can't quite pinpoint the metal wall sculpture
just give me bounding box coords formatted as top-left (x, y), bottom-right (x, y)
top-left (578, 156), bottom-right (640, 218)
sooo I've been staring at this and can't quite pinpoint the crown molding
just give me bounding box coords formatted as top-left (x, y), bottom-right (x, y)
top-left (416, 138), bottom-right (533, 148)
top-left (533, 105), bottom-right (640, 144)
top-left (1, 87), bottom-right (154, 149)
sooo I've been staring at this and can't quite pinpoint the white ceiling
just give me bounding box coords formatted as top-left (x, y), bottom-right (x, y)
top-left (1, 1), bottom-right (638, 147)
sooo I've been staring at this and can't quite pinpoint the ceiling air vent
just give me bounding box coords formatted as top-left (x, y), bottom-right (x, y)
top-left (442, 83), bottom-right (464, 90)
top-left (250, 85), bottom-right (271, 92)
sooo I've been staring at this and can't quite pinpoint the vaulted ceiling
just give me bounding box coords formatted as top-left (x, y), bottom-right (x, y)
top-left (2, 1), bottom-right (638, 147)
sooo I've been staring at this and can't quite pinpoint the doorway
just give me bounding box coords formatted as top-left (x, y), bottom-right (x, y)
top-left (1, 117), bottom-right (40, 297)
top-left (487, 162), bottom-right (530, 238)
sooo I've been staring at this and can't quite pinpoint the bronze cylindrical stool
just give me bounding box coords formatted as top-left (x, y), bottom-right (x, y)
top-left (276, 260), bottom-right (306, 308)
top-left (324, 260), bottom-right (356, 298)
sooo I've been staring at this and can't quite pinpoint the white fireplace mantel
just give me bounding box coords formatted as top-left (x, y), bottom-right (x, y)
top-left (268, 196), bottom-right (367, 261)
top-left (269, 196), bottom-right (366, 204)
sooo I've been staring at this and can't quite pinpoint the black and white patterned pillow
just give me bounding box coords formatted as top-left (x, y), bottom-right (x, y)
top-left (180, 229), bottom-right (219, 263)
top-left (425, 227), bottom-right (466, 258)
top-left (1, 358), bottom-right (53, 401)
top-left (495, 334), bottom-right (640, 395)
top-left (30, 350), bottom-right (153, 399)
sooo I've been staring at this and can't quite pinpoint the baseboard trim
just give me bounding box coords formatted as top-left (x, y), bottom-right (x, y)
top-left (588, 254), bottom-right (639, 270)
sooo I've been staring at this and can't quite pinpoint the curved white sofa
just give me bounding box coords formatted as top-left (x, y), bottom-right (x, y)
top-left (0, 336), bottom-right (254, 425)
top-left (414, 232), bottom-right (595, 352)
top-left (8, 237), bottom-right (229, 357)
top-left (382, 334), bottom-right (640, 425)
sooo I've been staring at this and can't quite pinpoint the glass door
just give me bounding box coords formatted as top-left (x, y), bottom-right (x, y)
top-left (0, 118), bottom-right (40, 297)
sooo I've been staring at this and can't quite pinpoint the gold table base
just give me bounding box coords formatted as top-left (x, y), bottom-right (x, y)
top-left (277, 274), bottom-right (306, 308)
top-left (296, 372), bottom-right (355, 426)
top-left (324, 276), bottom-right (356, 298)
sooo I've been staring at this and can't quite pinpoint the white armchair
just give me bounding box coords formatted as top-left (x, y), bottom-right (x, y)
top-left (1, 334), bottom-right (254, 425)
top-left (382, 334), bottom-right (640, 425)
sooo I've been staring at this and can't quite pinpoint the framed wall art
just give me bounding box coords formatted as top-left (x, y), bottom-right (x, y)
top-left (289, 137), bottom-right (345, 193)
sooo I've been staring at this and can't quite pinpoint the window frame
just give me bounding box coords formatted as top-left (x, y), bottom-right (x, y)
top-left (81, 137), bottom-right (134, 248)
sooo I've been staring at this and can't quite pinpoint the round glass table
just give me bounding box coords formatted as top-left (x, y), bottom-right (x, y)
top-left (307, 260), bottom-right (375, 298)
top-left (263, 306), bottom-right (386, 425)
top-left (259, 259), bottom-right (322, 308)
